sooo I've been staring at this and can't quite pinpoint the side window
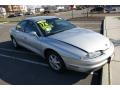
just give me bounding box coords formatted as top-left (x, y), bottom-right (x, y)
top-left (24, 21), bottom-right (40, 36)
top-left (16, 21), bottom-right (27, 31)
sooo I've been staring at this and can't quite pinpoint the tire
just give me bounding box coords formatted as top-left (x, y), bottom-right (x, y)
top-left (46, 51), bottom-right (66, 72)
top-left (11, 37), bottom-right (19, 49)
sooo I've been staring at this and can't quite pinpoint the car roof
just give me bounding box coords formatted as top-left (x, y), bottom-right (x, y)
top-left (25, 16), bottom-right (57, 22)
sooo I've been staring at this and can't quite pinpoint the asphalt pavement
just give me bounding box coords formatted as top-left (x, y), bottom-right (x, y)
top-left (0, 21), bottom-right (102, 85)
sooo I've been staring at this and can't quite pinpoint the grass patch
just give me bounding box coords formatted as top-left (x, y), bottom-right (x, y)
top-left (0, 16), bottom-right (26, 22)
top-left (0, 17), bottom-right (23, 22)
top-left (117, 17), bottom-right (120, 20)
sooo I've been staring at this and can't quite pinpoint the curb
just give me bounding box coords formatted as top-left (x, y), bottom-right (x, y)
top-left (102, 17), bottom-right (109, 85)
top-left (102, 17), bottom-right (111, 85)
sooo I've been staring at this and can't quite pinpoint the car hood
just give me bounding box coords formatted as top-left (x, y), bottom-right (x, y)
top-left (48, 27), bottom-right (110, 53)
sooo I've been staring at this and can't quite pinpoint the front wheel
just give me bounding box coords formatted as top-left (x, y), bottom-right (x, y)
top-left (46, 51), bottom-right (66, 72)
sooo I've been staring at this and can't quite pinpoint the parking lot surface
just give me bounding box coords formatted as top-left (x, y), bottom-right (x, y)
top-left (0, 20), bottom-right (102, 85)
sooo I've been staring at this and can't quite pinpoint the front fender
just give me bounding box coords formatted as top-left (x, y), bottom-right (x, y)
top-left (42, 37), bottom-right (87, 65)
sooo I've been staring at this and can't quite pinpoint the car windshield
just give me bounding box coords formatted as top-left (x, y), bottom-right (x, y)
top-left (36, 18), bottom-right (76, 36)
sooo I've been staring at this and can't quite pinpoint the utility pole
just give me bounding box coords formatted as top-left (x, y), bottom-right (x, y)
top-left (86, 5), bottom-right (89, 18)
top-left (70, 5), bottom-right (74, 19)
top-left (72, 8), bottom-right (73, 18)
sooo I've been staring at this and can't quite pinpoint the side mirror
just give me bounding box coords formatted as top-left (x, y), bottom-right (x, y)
top-left (29, 31), bottom-right (38, 37)
top-left (16, 25), bottom-right (21, 30)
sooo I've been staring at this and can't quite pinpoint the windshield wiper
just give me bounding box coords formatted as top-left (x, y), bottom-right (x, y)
top-left (47, 29), bottom-right (67, 36)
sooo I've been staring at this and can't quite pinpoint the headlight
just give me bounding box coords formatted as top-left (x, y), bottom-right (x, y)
top-left (81, 51), bottom-right (103, 60)
top-left (88, 51), bottom-right (103, 59)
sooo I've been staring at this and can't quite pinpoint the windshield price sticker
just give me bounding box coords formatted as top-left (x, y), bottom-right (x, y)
top-left (37, 20), bottom-right (53, 32)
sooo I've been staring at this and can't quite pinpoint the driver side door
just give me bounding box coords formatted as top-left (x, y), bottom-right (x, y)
top-left (23, 20), bottom-right (44, 55)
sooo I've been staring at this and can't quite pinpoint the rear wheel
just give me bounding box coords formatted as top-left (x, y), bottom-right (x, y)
top-left (46, 51), bottom-right (66, 72)
top-left (11, 37), bottom-right (19, 49)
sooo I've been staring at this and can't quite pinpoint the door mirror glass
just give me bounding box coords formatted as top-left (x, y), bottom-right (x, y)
top-left (16, 25), bottom-right (22, 30)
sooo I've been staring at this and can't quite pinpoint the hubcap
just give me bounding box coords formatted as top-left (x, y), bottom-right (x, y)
top-left (48, 54), bottom-right (61, 70)
top-left (12, 39), bottom-right (17, 47)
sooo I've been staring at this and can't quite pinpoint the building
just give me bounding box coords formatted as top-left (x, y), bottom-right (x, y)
top-left (35, 7), bottom-right (45, 13)
top-left (0, 7), bottom-right (6, 17)
top-left (27, 8), bottom-right (35, 14)
top-left (0, 5), bottom-right (28, 13)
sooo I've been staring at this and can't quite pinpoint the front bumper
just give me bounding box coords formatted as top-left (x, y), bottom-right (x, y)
top-left (67, 58), bottom-right (108, 72)
top-left (65, 42), bottom-right (114, 72)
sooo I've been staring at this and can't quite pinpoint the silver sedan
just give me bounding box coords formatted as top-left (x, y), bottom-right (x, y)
top-left (10, 16), bottom-right (114, 73)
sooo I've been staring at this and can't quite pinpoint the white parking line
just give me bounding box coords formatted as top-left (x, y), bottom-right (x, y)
top-left (0, 53), bottom-right (49, 67)
top-left (0, 47), bottom-right (37, 55)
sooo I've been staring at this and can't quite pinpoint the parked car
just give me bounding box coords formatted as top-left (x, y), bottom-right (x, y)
top-left (43, 7), bottom-right (50, 14)
top-left (7, 13), bottom-right (23, 18)
top-left (25, 12), bottom-right (33, 15)
top-left (105, 7), bottom-right (120, 13)
top-left (76, 5), bottom-right (83, 10)
top-left (56, 6), bottom-right (66, 12)
top-left (90, 7), bottom-right (104, 13)
top-left (7, 14), bottom-right (17, 18)
top-left (10, 16), bottom-right (114, 73)
top-left (15, 13), bottom-right (23, 16)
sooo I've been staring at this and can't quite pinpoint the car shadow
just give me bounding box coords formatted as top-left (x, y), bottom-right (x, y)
top-left (0, 41), bottom-right (90, 85)
top-left (0, 41), bottom-right (33, 53)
